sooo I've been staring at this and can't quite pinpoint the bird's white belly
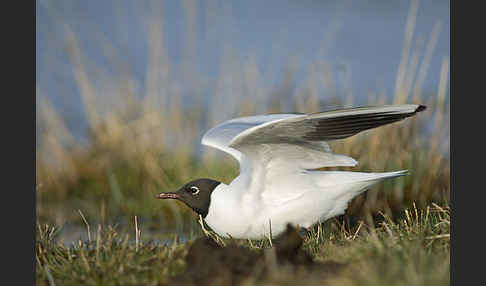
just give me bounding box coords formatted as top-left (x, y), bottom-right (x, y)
top-left (204, 181), bottom-right (334, 239)
top-left (205, 200), bottom-right (331, 239)
top-left (204, 204), bottom-right (291, 239)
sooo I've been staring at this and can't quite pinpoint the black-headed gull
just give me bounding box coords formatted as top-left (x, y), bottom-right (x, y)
top-left (156, 104), bottom-right (426, 239)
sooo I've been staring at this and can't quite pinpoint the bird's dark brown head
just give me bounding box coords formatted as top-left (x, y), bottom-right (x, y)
top-left (156, 178), bottom-right (221, 218)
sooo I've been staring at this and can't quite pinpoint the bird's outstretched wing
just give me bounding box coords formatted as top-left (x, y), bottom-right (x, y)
top-left (229, 104), bottom-right (426, 148)
top-left (201, 104), bottom-right (425, 201)
top-left (202, 104), bottom-right (425, 166)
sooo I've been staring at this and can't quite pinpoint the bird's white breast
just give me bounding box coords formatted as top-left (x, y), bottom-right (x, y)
top-left (204, 182), bottom-right (257, 238)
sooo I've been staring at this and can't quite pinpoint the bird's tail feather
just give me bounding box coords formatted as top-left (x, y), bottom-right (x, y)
top-left (358, 170), bottom-right (408, 182)
top-left (308, 170), bottom-right (408, 219)
top-left (310, 169), bottom-right (408, 188)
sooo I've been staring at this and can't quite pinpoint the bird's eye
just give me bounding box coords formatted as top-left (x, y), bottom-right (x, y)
top-left (189, 186), bottom-right (200, 195)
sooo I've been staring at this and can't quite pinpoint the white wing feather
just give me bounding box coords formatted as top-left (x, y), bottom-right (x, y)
top-left (201, 113), bottom-right (358, 168)
top-left (201, 114), bottom-right (303, 161)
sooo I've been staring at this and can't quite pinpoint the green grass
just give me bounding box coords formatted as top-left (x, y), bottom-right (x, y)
top-left (36, 204), bottom-right (449, 285)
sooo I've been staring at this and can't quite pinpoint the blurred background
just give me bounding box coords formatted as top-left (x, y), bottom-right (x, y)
top-left (36, 0), bottom-right (450, 244)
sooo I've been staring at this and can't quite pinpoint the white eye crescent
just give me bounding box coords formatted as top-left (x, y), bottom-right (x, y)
top-left (190, 186), bottom-right (200, 195)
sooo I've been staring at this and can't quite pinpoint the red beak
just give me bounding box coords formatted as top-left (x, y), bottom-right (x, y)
top-left (155, 192), bottom-right (180, 199)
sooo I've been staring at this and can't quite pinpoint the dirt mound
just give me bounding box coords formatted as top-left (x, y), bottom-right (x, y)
top-left (170, 224), bottom-right (346, 285)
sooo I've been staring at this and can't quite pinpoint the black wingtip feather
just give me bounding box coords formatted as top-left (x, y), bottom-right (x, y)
top-left (302, 105), bottom-right (427, 141)
top-left (416, 105), bottom-right (427, 112)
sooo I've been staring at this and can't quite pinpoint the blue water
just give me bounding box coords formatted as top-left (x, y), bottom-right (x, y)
top-left (36, 0), bottom-right (449, 142)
